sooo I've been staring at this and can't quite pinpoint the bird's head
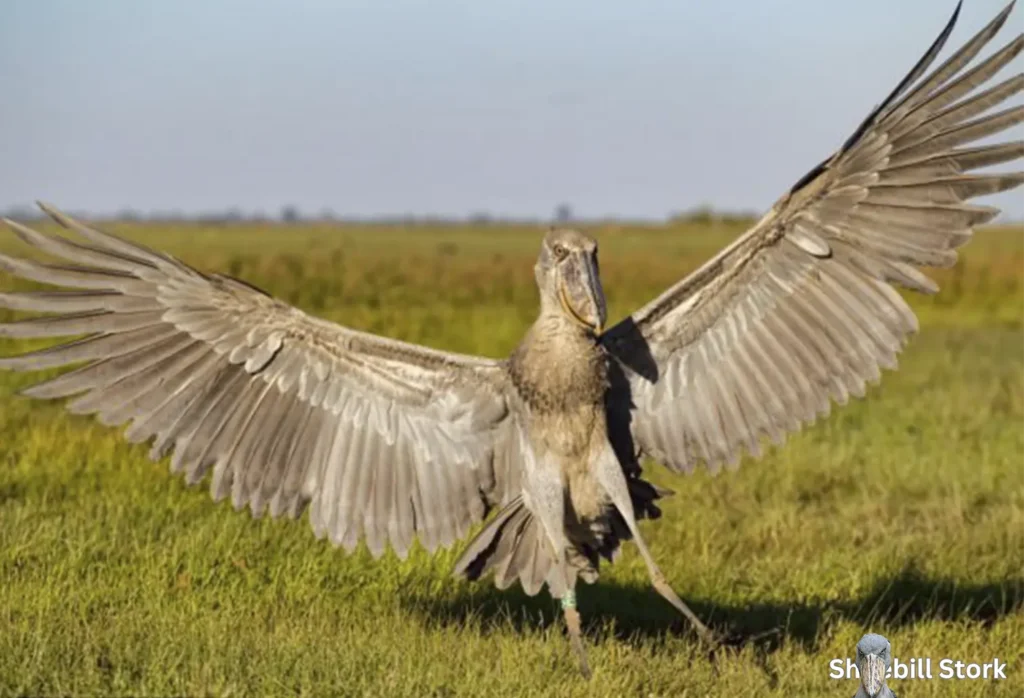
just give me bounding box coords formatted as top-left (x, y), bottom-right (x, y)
top-left (535, 228), bottom-right (606, 335)
top-left (856, 634), bottom-right (892, 697)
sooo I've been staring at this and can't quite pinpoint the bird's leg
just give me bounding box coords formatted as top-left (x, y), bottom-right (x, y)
top-left (524, 454), bottom-right (593, 677)
top-left (593, 446), bottom-right (717, 644)
top-left (627, 528), bottom-right (716, 643)
top-left (552, 540), bottom-right (593, 678)
top-left (561, 577), bottom-right (592, 679)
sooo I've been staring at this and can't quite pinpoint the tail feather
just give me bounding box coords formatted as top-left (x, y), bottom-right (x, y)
top-left (493, 508), bottom-right (535, 591)
top-left (452, 496), bottom-right (526, 581)
top-left (454, 496), bottom-right (558, 597)
top-left (504, 513), bottom-right (546, 594)
top-left (453, 476), bottom-right (673, 597)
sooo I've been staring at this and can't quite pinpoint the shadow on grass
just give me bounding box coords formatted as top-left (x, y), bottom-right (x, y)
top-left (401, 565), bottom-right (1022, 655)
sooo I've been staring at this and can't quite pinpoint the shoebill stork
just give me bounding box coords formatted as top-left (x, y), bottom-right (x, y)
top-left (1, 1), bottom-right (1022, 679)
top-left (855, 634), bottom-right (896, 698)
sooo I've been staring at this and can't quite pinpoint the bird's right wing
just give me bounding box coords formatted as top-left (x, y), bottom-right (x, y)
top-left (602, 2), bottom-right (1023, 474)
top-left (0, 205), bottom-right (522, 558)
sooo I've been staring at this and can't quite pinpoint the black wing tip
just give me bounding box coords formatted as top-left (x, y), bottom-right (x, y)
top-left (792, 0), bottom-right (1018, 198)
top-left (839, 0), bottom-right (965, 153)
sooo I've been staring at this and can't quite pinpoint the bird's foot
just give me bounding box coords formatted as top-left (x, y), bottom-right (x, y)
top-left (562, 593), bottom-right (592, 679)
top-left (650, 573), bottom-right (720, 646)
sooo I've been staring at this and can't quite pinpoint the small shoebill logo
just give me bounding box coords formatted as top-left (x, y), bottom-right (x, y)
top-left (855, 634), bottom-right (896, 698)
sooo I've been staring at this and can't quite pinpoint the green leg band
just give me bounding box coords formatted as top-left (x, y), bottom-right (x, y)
top-left (561, 590), bottom-right (577, 611)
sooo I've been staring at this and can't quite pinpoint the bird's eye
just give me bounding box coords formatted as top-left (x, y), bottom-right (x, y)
top-left (552, 244), bottom-right (568, 261)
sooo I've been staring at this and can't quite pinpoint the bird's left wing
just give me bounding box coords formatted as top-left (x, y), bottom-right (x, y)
top-left (602, 3), bottom-right (1024, 474)
top-left (0, 205), bottom-right (519, 558)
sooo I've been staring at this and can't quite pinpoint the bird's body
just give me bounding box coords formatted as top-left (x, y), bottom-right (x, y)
top-left (1, 0), bottom-right (1023, 678)
top-left (454, 231), bottom-right (665, 624)
top-left (512, 324), bottom-right (610, 521)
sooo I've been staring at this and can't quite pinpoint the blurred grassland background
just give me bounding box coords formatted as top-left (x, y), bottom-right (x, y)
top-left (0, 219), bottom-right (1021, 697)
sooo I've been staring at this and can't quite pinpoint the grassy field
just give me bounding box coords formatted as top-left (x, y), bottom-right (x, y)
top-left (0, 219), bottom-right (1021, 697)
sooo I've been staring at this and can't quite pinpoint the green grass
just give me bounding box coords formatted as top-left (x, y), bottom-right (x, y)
top-left (1, 221), bottom-right (1022, 697)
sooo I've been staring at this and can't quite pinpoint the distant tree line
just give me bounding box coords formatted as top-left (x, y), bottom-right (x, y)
top-left (3, 202), bottom-right (1016, 226)
top-left (666, 204), bottom-right (761, 227)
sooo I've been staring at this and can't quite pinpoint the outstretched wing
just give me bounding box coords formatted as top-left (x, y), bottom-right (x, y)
top-left (602, 3), bottom-right (1024, 473)
top-left (0, 205), bottom-right (521, 557)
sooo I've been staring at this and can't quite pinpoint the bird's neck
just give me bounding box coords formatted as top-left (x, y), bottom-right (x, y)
top-left (508, 310), bottom-right (607, 413)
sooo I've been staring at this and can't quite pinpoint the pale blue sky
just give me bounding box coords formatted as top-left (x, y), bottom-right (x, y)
top-left (1, 0), bottom-right (1022, 220)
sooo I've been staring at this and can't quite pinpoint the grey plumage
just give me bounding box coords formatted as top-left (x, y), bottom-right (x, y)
top-left (1, 1), bottom-right (1022, 678)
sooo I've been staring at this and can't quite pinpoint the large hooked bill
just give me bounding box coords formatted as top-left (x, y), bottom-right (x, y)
top-left (558, 251), bottom-right (606, 334)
